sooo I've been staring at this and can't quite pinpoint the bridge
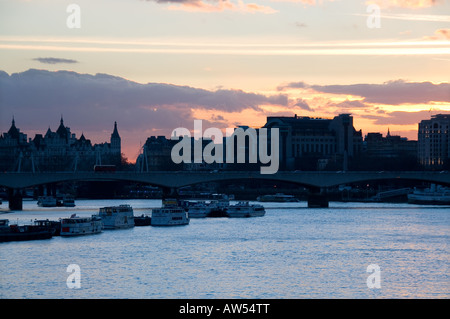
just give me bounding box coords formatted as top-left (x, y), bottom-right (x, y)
top-left (1, 170), bottom-right (449, 210)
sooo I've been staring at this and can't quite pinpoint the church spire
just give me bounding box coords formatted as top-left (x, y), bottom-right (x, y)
top-left (111, 121), bottom-right (120, 139)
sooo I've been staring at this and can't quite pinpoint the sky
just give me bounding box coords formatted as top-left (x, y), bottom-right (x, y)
top-left (0, 0), bottom-right (449, 162)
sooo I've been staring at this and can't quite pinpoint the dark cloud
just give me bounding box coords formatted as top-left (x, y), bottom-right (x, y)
top-left (294, 98), bottom-right (313, 111)
top-left (331, 99), bottom-right (368, 109)
top-left (277, 81), bottom-right (308, 91)
top-left (278, 79), bottom-right (450, 105)
top-left (360, 110), bottom-right (450, 125)
top-left (0, 69), bottom-right (288, 133)
top-left (33, 57), bottom-right (79, 65)
top-left (311, 80), bottom-right (450, 105)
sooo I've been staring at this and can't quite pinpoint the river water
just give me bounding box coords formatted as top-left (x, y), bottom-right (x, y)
top-left (0, 199), bottom-right (448, 299)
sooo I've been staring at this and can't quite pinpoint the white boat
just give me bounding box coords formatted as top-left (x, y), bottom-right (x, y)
top-left (187, 198), bottom-right (229, 218)
top-left (407, 185), bottom-right (450, 205)
top-left (62, 195), bottom-right (76, 207)
top-left (60, 214), bottom-right (103, 236)
top-left (151, 199), bottom-right (189, 226)
top-left (98, 204), bottom-right (134, 229)
top-left (226, 201), bottom-right (266, 218)
top-left (37, 195), bottom-right (76, 207)
top-left (257, 193), bottom-right (299, 202)
top-left (37, 196), bottom-right (58, 207)
top-left (186, 201), bottom-right (211, 218)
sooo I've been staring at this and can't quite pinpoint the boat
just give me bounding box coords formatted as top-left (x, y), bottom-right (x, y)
top-left (186, 200), bottom-right (228, 218)
top-left (407, 185), bottom-right (450, 205)
top-left (37, 196), bottom-right (58, 207)
top-left (151, 199), bottom-right (189, 226)
top-left (60, 214), bottom-right (103, 236)
top-left (134, 214), bottom-right (152, 226)
top-left (183, 194), bottom-right (230, 218)
top-left (0, 219), bottom-right (53, 242)
top-left (33, 219), bottom-right (61, 236)
top-left (37, 195), bottom-right (76, 207)
top-left (257, 193), bottom-right (299, 202)
top-left (98, 204), bottom-right (134, 229)
top-left (61, 195), bottom-right (76, 207)
top-left (226, 201), bottom-right (266, 218)
top-left (185, 201), bottom-right (211, 218)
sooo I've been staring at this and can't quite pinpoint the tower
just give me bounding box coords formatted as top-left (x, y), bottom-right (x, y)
top-left (110, 121), bottom-right (121, 154)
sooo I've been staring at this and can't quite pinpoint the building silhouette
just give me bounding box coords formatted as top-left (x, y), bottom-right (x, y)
top-left (0, 117), bottom-right (122, 172)
top-left (263, 114), bottom-right (363, 170)
top-left (418, 114), bottom-right (450, 168)
top-left (364, 129), bottom-right (417, 159)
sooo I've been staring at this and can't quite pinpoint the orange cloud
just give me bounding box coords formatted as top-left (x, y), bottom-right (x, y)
top-left (425, 29), bottom-right (450, 41)
top-left (166, 0), bottom-right (277, 13)
top-left (367, 0), bottom-right (441, 8)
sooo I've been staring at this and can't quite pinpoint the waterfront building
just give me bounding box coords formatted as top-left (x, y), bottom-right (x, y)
top-left (364, 130), bottom-right (417, 158)
top-left (418, 114), bottom-right (450, 168)
top-left (263, 114), bottom-right (363, 170)
top-left (0, 117), bottom-right (122, 172)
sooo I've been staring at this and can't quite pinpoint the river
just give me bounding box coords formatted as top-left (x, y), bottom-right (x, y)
top-left (0, 199), bottom-right (448, 298)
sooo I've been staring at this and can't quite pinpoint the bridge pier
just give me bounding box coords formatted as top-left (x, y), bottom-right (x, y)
top-left (8, 188), bottom-right (23, 211)
top-left (307, 187), bottom-right (329, 208)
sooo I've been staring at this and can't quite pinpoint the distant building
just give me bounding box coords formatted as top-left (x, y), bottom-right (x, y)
top-left (263, 114), bottom-right (363, 170)
top-left (0, 117), bottom-right (122, 172)
top-left (137, 136), bottom-right (178, 171)
top-left (418, 114), bottom-right (450, 168)
top-left (136, 135), bottom-right (222, 171)
top-left (364, 129), bottom-right (417, 158)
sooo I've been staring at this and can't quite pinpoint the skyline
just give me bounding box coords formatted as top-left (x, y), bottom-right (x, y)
top-left (1, 0), bottom-right (450, 161)
top-left (0, 107), bottom-right (441, 163)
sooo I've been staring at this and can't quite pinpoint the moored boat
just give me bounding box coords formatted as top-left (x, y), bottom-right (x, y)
top-left (60, 214), bottom-right (103, 236)
top-left (134, 214), bottom-right (152, 226)
top-left (257, 193), bottom-right (299, 202)
top-left (151, 199), bottom-right (189, 226)
top-left (98, 204), bottom-right (134, 229)
top-left (407, 185), bottom-right (450, 205)
top-left (185, 201), bottom-right (211, 218)
top-left (37, 196), bottom-right (58, 207)
top-left (226, 201), bottom-right (266, 218)
top-left (0, 219), bottom-right (53, 242)
top-left (34, 219), bottom-right (62, 236)
top-left (61, 195), bottom-right (76, 207)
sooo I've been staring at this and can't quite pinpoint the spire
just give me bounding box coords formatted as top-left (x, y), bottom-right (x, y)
top-left (387, 127), bottom-right (391, 137)
top-left (111, 121), bottom-right (120, 139)
top-left (56, 116), bottom-right (68, 141)
top-left (7, 116), bottom-right (19, 139)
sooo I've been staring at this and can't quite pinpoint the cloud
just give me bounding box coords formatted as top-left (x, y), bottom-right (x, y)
top-left (361, 110), bottom-right (446, 125)
top-left (279, 79), bottom-right (450, 105)
top-left (308, 80), bottom-right (450, 105)
top-left (277, 81), bottom-right (308, 91)
top-left (33, 57), bottom-right (78, 64)
top-left (294, 98), bottom-right (313, 111)
top-left (367, 0), bottom-right (442, 8)
top-left (424, 29), bottom-right (450, 41)
top-left (148, 0), bottom-right (277, 13)
top-left (0, 69), bottom-right (288, 133)
top-left (331, 99), bottom-right (368, 109)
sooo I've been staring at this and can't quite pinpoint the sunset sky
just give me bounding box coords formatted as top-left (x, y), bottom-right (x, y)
top-left (1, 0), bottom-right (449, 162)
